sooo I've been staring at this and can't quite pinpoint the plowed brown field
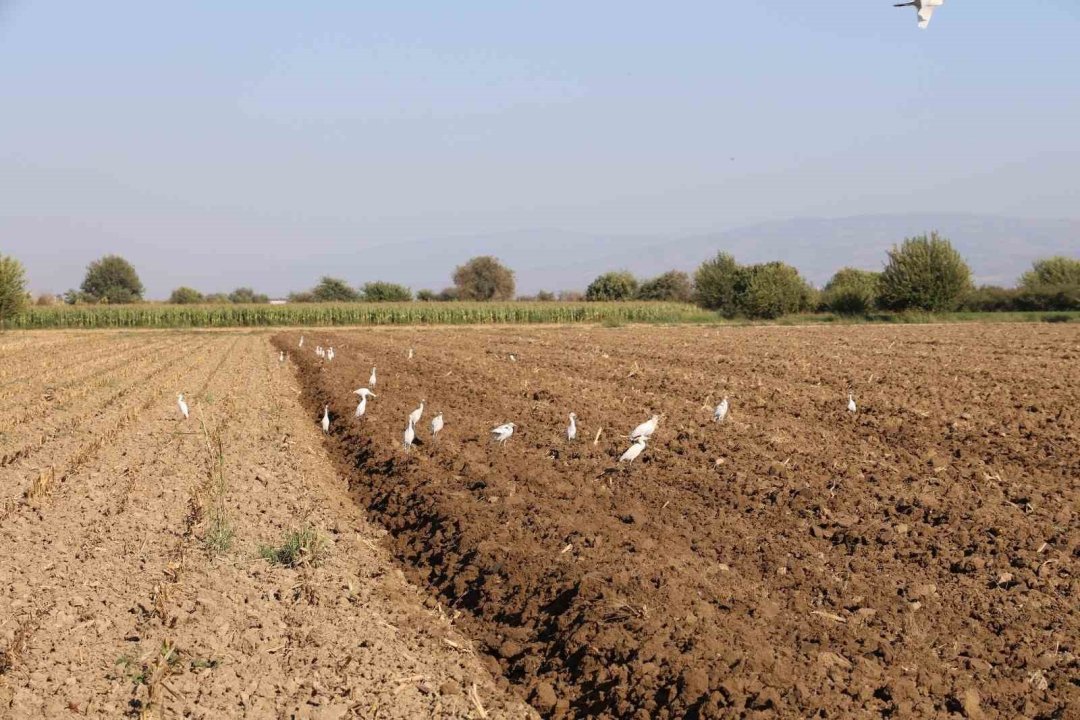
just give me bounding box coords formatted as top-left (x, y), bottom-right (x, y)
top-left (278, 324), bottom-right (1078, 719)
top-left (0, 331), bottom-right (533, 719)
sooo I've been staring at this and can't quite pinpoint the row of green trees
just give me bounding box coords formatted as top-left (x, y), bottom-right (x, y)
top-left (1, 236), bottom-right (1077, 326)
top-left (584, 234), bottom-right (1079, 317)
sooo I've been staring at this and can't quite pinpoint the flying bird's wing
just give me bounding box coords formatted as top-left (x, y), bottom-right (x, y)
top-left (917, 6), bottom-right (934, 27)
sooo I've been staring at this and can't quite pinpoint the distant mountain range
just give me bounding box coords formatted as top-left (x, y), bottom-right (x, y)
top-left (9, 212), bottom-right (1078, 297)
top-left (392, 213), bottom-right (1078, 293)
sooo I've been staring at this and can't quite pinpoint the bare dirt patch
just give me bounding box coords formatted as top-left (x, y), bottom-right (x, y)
top-left (0, 331), bottom-right (531, 719)
top-left (279, 324), bottom-right (1078, 718)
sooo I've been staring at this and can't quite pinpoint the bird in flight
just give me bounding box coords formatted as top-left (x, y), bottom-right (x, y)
top-left (893, 0), bottom-right (943, 29)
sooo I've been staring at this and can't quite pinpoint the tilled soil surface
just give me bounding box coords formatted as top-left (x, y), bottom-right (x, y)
top-left (279, 324), bottom-right (1078, 719)
top-left (0, 331), bottom-right (533, 719)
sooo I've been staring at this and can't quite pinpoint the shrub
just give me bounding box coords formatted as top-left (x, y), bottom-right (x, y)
top-left (693, 252), bottom-right (740, 314)
top-left (287, 291), bottom-right (317, 303)
top-left (1020, 256), bottom-right (1080, 289)
top-left (416, 289), bottom-right (437, 302)
top-left (360, 281), bottom-right (412, 302)
top-left (0, 254), bottom-right (28, 327)
top-left (452, 256), bottom-right (515, 300)
top-left (586, 271), bottom-right (638, 301)
top-left (558, 290), bottom-right (585, 302)
top-left (959, 285), bottom-right (1019, 312)
top-left (36, 293), bottom-right (58, 307)
top-left (204, 293), bottom-right (230, 304)
top-left (81, 255), bottom-right (144, 303)
top-left (878, 232), bottom-right (972, 312)
top-left (1013, 285), bottom-right (1080, 311)
top-left (734, 262), bottom-right (814, 319)
top-left (312, 277), bottom-right (359, 302)
top-left (535, 290), bottom-right (556, 302)
top-left (228, 287), bottom-right (269, 304)
top-left (822, 268), bottom-right (881, 315)
top-left (169, 287), bottom-right (204, 304)
top-left (637, 270), bottom-right (693, 302)
top-left (437, 287), bottom-right (460, 302)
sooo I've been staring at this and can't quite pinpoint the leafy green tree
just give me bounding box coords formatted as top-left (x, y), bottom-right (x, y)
top-left (637, 270), bottom-right (693, 302)
top-left (585, 271), bottom-right (638, 301)
top-left (361, 281), bottom-right (412, 302)
top-left (535, 290), bottom-right (556, 302)
top-left (437, 287), bottom-right (460, 301)
top-left (452, 256), bottom-right (515, 300)
top-left (169, 286), bottom-right (204, 304)
top-left (287, 291), bottom-right (317, 303)
top-left (229, 287), bottom-right (269, 304)
top-left (734, 262), bottom-right (814, 319)
top-left (0, 254), bottom-right (28, 327)
top-left (204, 293), bottom-right (230, 304)
top-left (81, 255), bottom-right (144, 303)
top-left (878, 232), bottom-right (972, 312)
top-left (693, 252), bottom-right (740, 314)
top-left (822, 268), bottom-right (881, 315)
top-left (1019, 256), bottom-right (1080, 289)
top-left (416, 289), bottom-right (437, 302)
top-left (312, 276), bottom-right (360, 302)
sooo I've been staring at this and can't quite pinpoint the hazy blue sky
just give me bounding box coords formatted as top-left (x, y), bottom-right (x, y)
top-left (3, 2), bottom-right (1078, 296)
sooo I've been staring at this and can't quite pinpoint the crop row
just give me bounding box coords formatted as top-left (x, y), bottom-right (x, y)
top-left (9, 302), bottom-right (717, 328)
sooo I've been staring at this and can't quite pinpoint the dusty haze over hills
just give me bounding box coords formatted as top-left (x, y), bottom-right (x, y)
top-left (8, 213), bottom-right (1077, 298)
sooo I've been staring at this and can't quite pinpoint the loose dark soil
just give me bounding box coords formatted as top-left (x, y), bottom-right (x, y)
top-left (279, 324), bottom-right (1078, 719)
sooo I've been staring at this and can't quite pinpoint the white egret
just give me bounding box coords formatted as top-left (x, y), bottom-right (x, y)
top-left (321, 405), bottom-right (330, 433)
top-left (278, 350), bottom-right (285, 363)
top-left (353, 388), bottom-right (375, 418)
top-left (327, 347), bottom-right (335, 362)
top-left (177, 393), bottom-right (189, 420)
top-left (630, 414), bottom-right (660, 440)
top-left (567, 413), bottom-right (577, 441)
top-left (403, 419), bottom-right (416, 450)
top-left (369, 367), bottom-right (377, 387)
top-left (894, 0), bottom-right (943, 29)
top-left (491, 422), bottom-right (516, 444)
top-left (848, 393), bottom-right (857, 413)
top-left (431, 412), bottom-right (444, 439)
top-left (408, 347), bottom-right (414, 359)
top-left (408, 400), bottom-right (425, 426)
top-left (299, 335), bottom-right (304, 348)
top-left (509, 354), bottom-right (517, 362)
top-left (713, 397), bottom-right (729, 423)
top-left (619, 437), bottom-right (648, 463)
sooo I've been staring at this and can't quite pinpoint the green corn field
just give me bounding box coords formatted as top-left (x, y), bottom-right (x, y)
top-left (9, 302), bottom-right (720, 329)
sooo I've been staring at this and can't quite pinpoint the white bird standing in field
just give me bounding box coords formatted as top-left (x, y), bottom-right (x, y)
top-left (431, 412), bottom-right (444, 440)
top-left (713, 396), bottom-right (729, 423)
top-left (177, 393), bottom-right (189, 420)
top-left (408, 400), bottom-right (425, 426)
top-left (403, 419), bottom-right (416, 450)
top-left (279, 350), bottom-right (285, 363)
top-left (327, 347), bottom-right (335, 362)
top-left (408, 347), bottom-right (414, 360)
top-left (847, 393), bottom-right (857, 413)
top-left (894, 0), bottom-right (943, 29)
top-left (567, 413), bottom-right (577, 441)
top-left (321, 405), bottom-right (330, 433)
top-left (630, 414), bottom-right (660, 441)
top-left (353, 388), bottom-right (375, 418)
top-left (491, 422), bottom-right (516, 445)
top-left (619, 437), bottom-right (647, 464)
top-left (369, 367), bottom-right (377, 387)
top-left (299, 335), bottom-right (304, 348)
